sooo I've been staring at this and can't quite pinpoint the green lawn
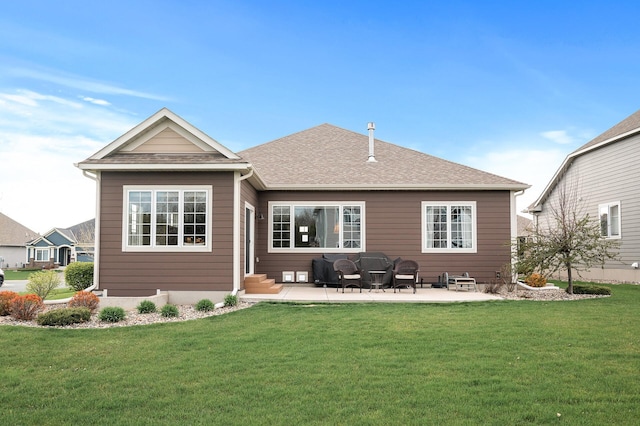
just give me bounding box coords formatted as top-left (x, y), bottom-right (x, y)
top-left (3, 269), bottom-right (64, 280)
top-left (1, 284), bottom-right (639, 425)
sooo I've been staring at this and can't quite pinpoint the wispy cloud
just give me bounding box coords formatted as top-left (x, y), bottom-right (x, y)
top-left (7, 67), bottom-right (171, 101)
top-left (0, 88), bottom-right (139, 232)
top-left (541, 130), bottom-right (576, 144)
top-left (80, 96), bottom-right (111, 106)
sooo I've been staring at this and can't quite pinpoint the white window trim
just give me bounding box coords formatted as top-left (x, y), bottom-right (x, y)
top-left (268, 201), bottom-right (366, 253)
top-left (122, 185), bottom-right (213, 252)
top-left (35, 248), bottom-right (50, 261)
top-left (421, 201), bottom-right (477, 253)
top-left (599, 201), bottom-right (621, 239)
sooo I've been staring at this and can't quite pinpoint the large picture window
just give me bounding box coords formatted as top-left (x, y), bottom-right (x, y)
top-left (422, 202), bottom-right (476, 253)
top-left (123, 186), bottom-right (212, 252)
top-left (269, 202), bottom-right (364, 252)
top-left (599, 201), bottom-right (621, 239)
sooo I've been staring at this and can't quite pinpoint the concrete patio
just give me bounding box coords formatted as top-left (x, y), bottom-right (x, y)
top-left (240, 285), bottom-right (503, 303)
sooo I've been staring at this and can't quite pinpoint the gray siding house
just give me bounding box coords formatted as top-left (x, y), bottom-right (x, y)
top-left (528, 109), bottom-right (640, 283)
top-left (78, 108), bottom-right (529, 304)
top-left (0, 212), bottom-right (40, 269)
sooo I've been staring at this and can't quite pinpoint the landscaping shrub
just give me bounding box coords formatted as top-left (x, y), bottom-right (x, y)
top-left (65, 262), bottom-right (94, 291)
top-left (483, 281), bottom-right (502, 294)
top-left (160, 304), bottom-right (179, 318)
top-left (224, 294), bottom-right (238, 307)
top-left (0, 291), bottom-right (19, 316)
top-left (137, 300), bottom-right (157, 314)
top-left (10, 294), bottom-right (44, 321)
top-left (68, 291), bottom-right (100, 314)
top-left (572, 284), bottom-right (611, 295)
top-left (99, 306), bottom-right (126, 323)
top-left (36, 307), bottom-right (91, 326)
top-left (525, 273), bottom-right (547, 287)
top-left (26, 270), bottom-right (61, 300)
top-left (195, 299), bottom-right (215, 312)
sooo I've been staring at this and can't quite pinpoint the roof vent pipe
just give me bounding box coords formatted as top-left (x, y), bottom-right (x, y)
top-left (367, 122), bottom-right (377, 163)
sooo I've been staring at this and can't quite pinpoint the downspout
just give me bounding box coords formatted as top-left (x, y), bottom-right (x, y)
top-left (81, 170), bottom-right (100, 293)
top-left (222, 168), bottom-right (254, 309)
top-left (46, 169), bottom-right (100, 306)
top-left (510, 190), bottom-right (526, 283)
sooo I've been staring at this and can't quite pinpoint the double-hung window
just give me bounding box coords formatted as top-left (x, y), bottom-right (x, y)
top-left (123, 186), bottom-right (212, 252)
top-left (599, 201), bottom-right (621, 239)
top-left (35, 248), bottom-right (50, 261)
top-left (422, 201), bottom-right (476, 253)
top-left (269, 202), bottom-right (364, 252)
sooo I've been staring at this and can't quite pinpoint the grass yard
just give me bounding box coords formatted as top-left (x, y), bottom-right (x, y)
top-left (3, 269), bottom-right (66, 280)
top-left (1, 284), bottom-right (638, 425)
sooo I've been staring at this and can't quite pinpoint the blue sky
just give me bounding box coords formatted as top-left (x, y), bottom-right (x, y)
top-left (1, 1), bottom-right (640, 233)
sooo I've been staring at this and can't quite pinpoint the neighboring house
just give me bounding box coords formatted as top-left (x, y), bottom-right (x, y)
top-left (26, 219), bottom-right (95, 268)
top-left (77, 108), bottom-right (529, 303)
top-left (0, 212), bottom-right (40, 269)
top-left (528, 108), bottom-right (640, 283)
top-left (516, 214), bottom-right (533, 254)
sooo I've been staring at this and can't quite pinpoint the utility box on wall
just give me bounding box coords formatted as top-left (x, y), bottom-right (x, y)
top-left (296, 271), bottom-right (308, 283)
top-left (282, 271), bottom-right (294, 283)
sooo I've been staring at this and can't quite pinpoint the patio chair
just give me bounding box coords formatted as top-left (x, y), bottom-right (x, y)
top-left (392, 260), bottom-right (419, 294)
top-left (333, 259), bottom-right (362, 293)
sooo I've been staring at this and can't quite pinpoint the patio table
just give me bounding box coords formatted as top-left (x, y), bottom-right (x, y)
top-left (368, 270), bottom-right (386, 292)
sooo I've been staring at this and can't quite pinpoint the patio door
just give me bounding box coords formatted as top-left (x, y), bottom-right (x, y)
top-left (245, 203), bottom-right (255, 275)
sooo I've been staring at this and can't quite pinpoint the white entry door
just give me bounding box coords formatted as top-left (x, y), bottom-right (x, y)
top-left (245, 203), bottom-right (255, 275)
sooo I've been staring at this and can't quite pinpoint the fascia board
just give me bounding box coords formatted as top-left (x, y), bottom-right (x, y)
top-left (528, 127), bottom-right (640, 211)
top-left (260, 183), bottom-right (531, 191)
top-left (76, 162), bottom-right (251, 172)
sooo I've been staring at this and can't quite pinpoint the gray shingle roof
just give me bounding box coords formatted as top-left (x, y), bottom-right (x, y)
top-left (0, 212), bottom-right (40, 246)
top-left (240, 123), bottom-right (528, 190)
top-left (574, 109), bottom-right (640, 153)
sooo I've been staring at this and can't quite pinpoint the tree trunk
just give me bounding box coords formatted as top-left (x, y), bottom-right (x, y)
top-left (566, 262), bottom-right (573, 294)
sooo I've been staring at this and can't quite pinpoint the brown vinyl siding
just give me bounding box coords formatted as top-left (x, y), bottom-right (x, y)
top-left (98, 171), bottom-right (235, 296)
top-left (254, 190), bottom-right (512, 285)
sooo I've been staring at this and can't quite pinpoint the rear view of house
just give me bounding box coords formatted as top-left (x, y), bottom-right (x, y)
top-left (77, 108), bottom-right (529, 304)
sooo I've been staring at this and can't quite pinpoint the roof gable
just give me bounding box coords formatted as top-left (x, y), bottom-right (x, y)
top-left (43, 229), bottom-right (75, 246)
top-left (77, 108), bottom-right (250, 172)
top-left (123, 127), bottom-right (206, 154)
top-left (90, 108), bottom-right (239, 160)
top-left (240, 123), bottom-right (528, 190)
top-left (530, 108), bottom-right (640, 211)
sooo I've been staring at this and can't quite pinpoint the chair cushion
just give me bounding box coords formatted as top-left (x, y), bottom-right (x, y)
top-left (344, 274), bottom-right (361, 279)
top-left (395, 274), bottom-right (414, 280)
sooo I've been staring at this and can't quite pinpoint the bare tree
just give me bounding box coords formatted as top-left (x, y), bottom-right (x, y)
top-left (518, 181), bottom-right (619, 294)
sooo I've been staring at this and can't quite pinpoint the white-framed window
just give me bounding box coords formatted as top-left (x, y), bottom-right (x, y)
top-left (422, 201), bottom-right (477, 253)
top-left (35, 248), bottom-right (50, 261)
top-left (599, 201), bottom-right (621, 239)
top-left (269, 202), bottom-right (364, 252)
top-left (122, 186), bottom-right (212, 252)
